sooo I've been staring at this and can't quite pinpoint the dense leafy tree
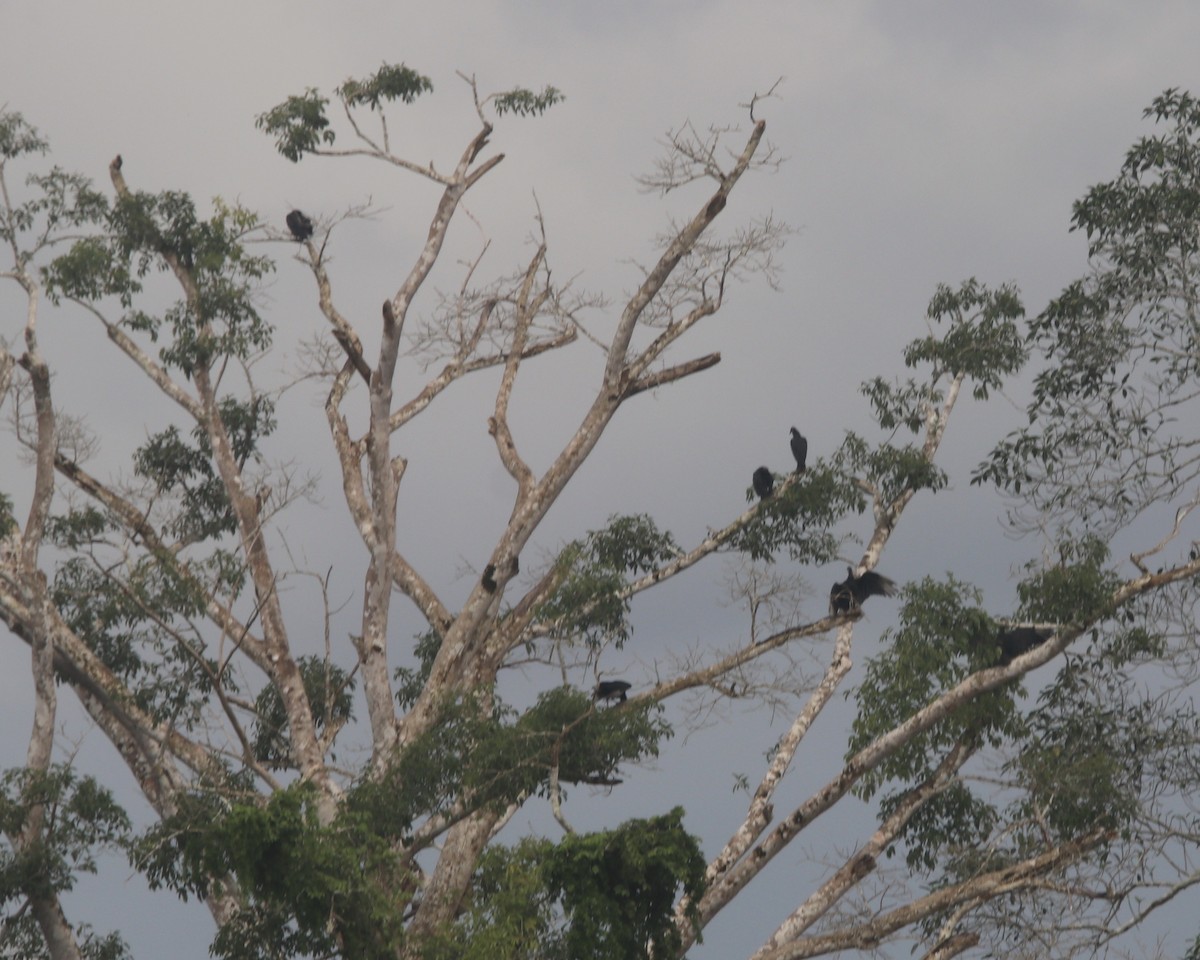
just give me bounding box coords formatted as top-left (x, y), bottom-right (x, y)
top-left (3, 70), bottom-right (1200, 960)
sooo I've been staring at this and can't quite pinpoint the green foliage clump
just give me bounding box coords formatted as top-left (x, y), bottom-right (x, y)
top-left (536, 514), bottom-right (680, 646)
top-left (864, 279), bottom-right (1026, 437)
top-left (847, 578), bottom-right (1053, 872)
top-left (139, 784), bottom-right (409, 960)
top-left (136, 425), bottom-right (237, 539)
top-left (16, 169), bottom-right (108, 255)
top-left (339, 63), bottom-right (434, 111)
top-left (1072, 88), bottom-right (1200, 280)
top-left (135, 788), bottom-right (230, 902)
top-left (197, 546), bottom-right (253, 597)
top-left (1012, 708), bottom-right (1140, 843)
top-left (850, 577), bottom-right (1024, 804)
top-left (255, 89), bottom-right (334, 162)
top-left (906, 279), bottom-right (1027, 399)
top-left (45, 192), bottom-right (273, 379)
top-left (50, 544), bottom-right (239, 728)
top-left (1012, 678), bottom-right (1154, 848)
top-left (546, 808), bottom-right (705, 958)
top-left (257, 66), bottom-right (559, 163)
top-left (836, 432), bottom-right (948, 507)
top-left (0, 110), bottom-right (49, 160)
top-left (394, 628), bottom-right (444, 709)
top-left (432, 838), bottom-right (563, 959)
top-left (880, 782), bottom-right (997, 873)
top-left (473, 686), bottom-right (666, 795)
top-left (1, 110), bottom-right (109, 277)
top-left (252, 656), bottom-right (355, 769)
top-left (860, 377), bottom-right (942, 435)
top-left (493, 86), bottom-right (565, 117)
top-left (39, 234), bottom-right (131, 303)
top-left (436, 809), bottom-right (704, 960)
top-left (0, 765), bottom-right (131, 898)
top-left (1015, 536), bottom-right (1118, 624)
top-left (258, 65), bottom-right (434, 162)
top-left (976, 89), bottom-right (1200, 530)
top-left (731, 463), bottom-right (863, 563)
top-left (44, 505), bottom-right (111, 548)
top-left (133, 395), bottom-right (275, 541)
top-left (1004, 610), bottom-right (1199, 852)
top-left (364, 688), bottom-right (670, 840)
top-left (136, 701), bottom-right (674, 960)
top-left (52, 557), bottom-right (151, 681)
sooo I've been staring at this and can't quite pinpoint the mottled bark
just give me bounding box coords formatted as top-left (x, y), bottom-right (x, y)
top-left (756, 829), bottom-right (1112, 960)
top-left (752, 743), bottom-right (973, 958)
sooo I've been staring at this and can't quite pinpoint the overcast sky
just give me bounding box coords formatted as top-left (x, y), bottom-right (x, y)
top-left (4, 2), bottom-right (1200, 957)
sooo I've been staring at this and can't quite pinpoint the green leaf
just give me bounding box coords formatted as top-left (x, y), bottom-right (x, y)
top-left (0, 110), bottom-right (48, 159)
top-left (493, 86), bottom-right (565, 118)
top-left (535, 515), bottom-right (680, 646)
top-left (338, 63), bottom-right (433, 111)
top-left (255, 89), bottom-right (334, 162)
top-left (252, 657), bottom-right (355, 769)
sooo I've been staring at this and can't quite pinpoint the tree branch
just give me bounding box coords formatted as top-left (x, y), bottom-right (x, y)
top-left (754, 741), bottom-right (974, 957)
top-left (605, 119), bottom-right (764, 389)
top-left (624, 352), bottom-right (721, 397)
top-left (109, 158), bottom-right (337, 814)
top-left (757, 828), bottom-right (1113, 960)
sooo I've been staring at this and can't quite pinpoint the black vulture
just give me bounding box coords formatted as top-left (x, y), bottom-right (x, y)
top-left (993, 627), bottom-right (1054, 666)
top-left (829, 566), bottom-right (897, 615)
top-left (286, 209), bottom-right (314, 241)
top-left (790, 427), bottom-right (808, 473)
top-left (752, 466), bottom-right (774, 499)
top-left (594, 680), bottom-right (632, 703)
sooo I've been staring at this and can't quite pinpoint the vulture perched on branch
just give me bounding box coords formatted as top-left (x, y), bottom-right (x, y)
top-left (992, 626), bottom-right (1055, 666)
top-left (829, 567), bottom-right (897, 615)
top-left (594, 680), bottom-right (632, 703)
top-left (752, 466), bottom-right (774, 500)
top-left (286, 209), bottom-right (314, 241)
top-left (790, 427), bottom-right (808, 473)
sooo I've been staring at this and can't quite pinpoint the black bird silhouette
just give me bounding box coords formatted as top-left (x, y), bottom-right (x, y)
top-left (594, 680), bottom-right (632, 703)
top-left (481, 558), bottom-right (519, 593)
top-left (752, 466), bottom-right (774, 499)
top-left (790, 427), bottom-right (808, 473)
top-left (992, 626), bottom-right (1054, 666)
top-left (286, 209), bottom-right (314, 241)
top-left (829, 566), bottom-right (897, 615)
